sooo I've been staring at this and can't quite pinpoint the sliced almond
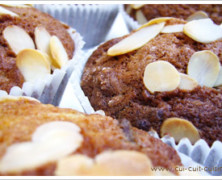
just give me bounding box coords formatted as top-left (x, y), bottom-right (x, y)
top-left (41, 51), bottom-right (52, 66)
top-left (125, 5), bottom-right (132, 14)
top-left (187, 11), bottom-right (209, 22)
top-left (160, 117), bottom-right (200, 144)
top-left (187, 50), bottom-right (220, 87)
top-left (0, 6), bottom-right (18, 16)
top-left (55, 154), bottom-right (94, 176)
top-left (3, 25), bottom-right (35, 54)
top-left (25, 4), bottom-right (34, 7)
top-left (16, 49), bottom-right (50, 82)
top-left (183, 18), bottom-right (222, 43)
top-left (161, 24), bottom-right (184, 33)
top-left (0, 121), bottom-right (83, 173)
top-left (49, 36), bottom-right (68, 69)
top-left (32, 121), bottom-right (81, 142)
top-left (56, 150), bottom-right (153, 176)
top-left (136, 10), bottom-right (147, 24)
top-left (0, 95), bottom-right (40, 103)
top-left (139, 17), bottom-right (173, 30)
top-left (1, 4), bottom-right (30, 8)
top-left (214, 67), bottom-right (222, 87)
top-left (35, 26), bottom-right (51, 55)
top-left (94, 150), bottom-right (153, 176)
top-left (179, 73), bottom-right (198, 91)
top-left (143, 61), bottom-right (180, 93)
top-left (107, 22), bottom-right (165, 56)
top-left (130, 4), bottom-right (144, 9)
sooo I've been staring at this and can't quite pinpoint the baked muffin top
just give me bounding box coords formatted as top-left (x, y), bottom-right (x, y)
top-left (0, 96), bottom-right (181, 175)
top-left (126, 4), bottom-right (222, 25)
top-left (81, 18), bottom-right (222, 145)
top-left (0, 5), bottom-right (74, 92)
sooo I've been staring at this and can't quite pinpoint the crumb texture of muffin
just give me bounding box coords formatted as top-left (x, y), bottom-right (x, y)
top-left (0, 5), bottom-right (74, 92)
top-left (0, 97), bottom-right (181, 175)
top-left (126, 4), bottom-right (222, 25)
top-left (81, 18), bottom-right (222, 146)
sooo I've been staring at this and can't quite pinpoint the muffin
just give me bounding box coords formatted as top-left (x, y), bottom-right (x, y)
top-left (81, 17), bottom-right (222, 146)
top-left (125, 4), bottom-right (222, 25)
top-left (0, 4), bottom-right (80, 103)
top-left (0, 96), bottom-right (182, 175)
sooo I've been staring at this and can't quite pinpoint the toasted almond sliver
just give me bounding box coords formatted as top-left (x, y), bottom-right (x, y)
top-left (0, 95), bottom-right (40, 103)
top-left (55, 154), bottom-right (94, 176)
top-left (16, 49), bottom-right (50, 82)
top-left (32, 121), bottom-right (81, 142)
top-left (160, 117), bottom-right (200, 144)
top-left (0, 121), bottom-right (83, 173)
top-left (41, 51), bottom-right (52, 66)
top-left (35, 26), bottom-right (51, 55)
top-left (1, 4), bottom-right (30, 8)
top-left (107, 22), bottom-right (165, 56)
top-left (49, 36), bottom-right (68, 69)
top-left (3, 25), bottom-right (35, 54)
top-left (214, 67), bottom-right (222, 87)
top-left (161, 24), bottom-right (184, 33)
top-left (125, 5), bottom-right (132, 14)
top-left (139, 17), bottom-right (173, 30)
top-left (25, 4), bottom-right (34, 7)
top-left (143, 61), bottom-right (180, 93)
top-left (179, 73), bottom-right (198, 91)
top-left (0, 6), bottom-right (18, 16)
top-left (136, 10), bottom-right (147, 25)
top-left (187, 11), bottom-right (209, 22)
top-left (187, 50), bottom-right (220, 87)
top-left (130, 4), bottom-right (144, 9)
top-left (183, 18), bottom-right (222, 43)
top-left (56, 150), bottom-right (154, 176)
top-left (94, 150), bottom-right (153, 176)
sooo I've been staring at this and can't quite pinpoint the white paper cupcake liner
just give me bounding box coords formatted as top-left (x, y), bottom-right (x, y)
top-left (0, 26), bottom-right (84, 106)
top-left (69, 47), bottom-right (97, 114)
top-left (69, 46), bottom-right (222, 176)
top-left (162, 136), bottom-right (222, 176)
top-left (34, 4), bottom-right (119, 49)
top-left (39, 28), bottom-right (84, 105)
top-left (148, 131), bottom-right (222, 176)
top-left (119, 4), bottom-right (140, 31)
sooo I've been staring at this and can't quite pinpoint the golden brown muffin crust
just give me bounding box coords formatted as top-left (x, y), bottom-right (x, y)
top-left (0, 98), bottom-right (181, 175)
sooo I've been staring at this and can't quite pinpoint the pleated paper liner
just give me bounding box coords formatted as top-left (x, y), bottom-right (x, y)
top-left (119, 4), bottom-right (140, 31)
top-left (150, 131), bottom-right (222, 176)
top-left (34, 4), bottom-right (119, 49)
